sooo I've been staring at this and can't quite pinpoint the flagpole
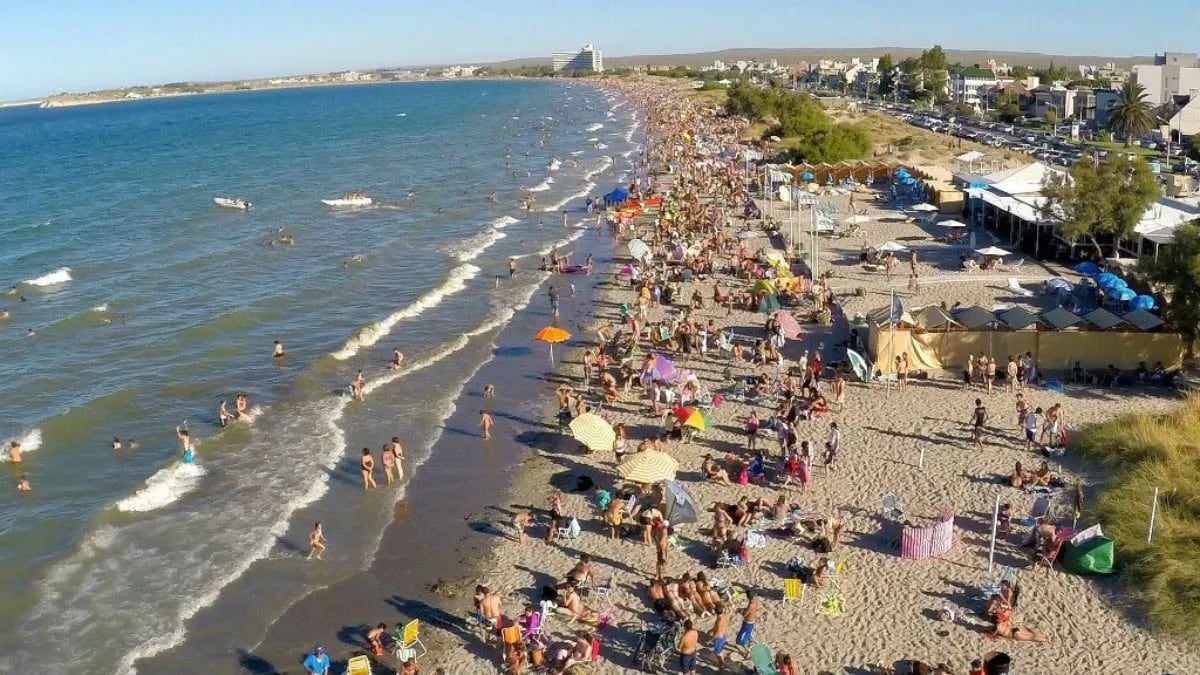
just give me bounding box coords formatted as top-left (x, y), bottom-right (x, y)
top-left (888, 289), bottom-right (898, 392)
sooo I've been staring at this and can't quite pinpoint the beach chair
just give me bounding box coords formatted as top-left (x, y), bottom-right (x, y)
top-left (978, 566), bottom-right (1016, 601)
top-left (716, 551), bottom-right (745, 579)
top-left (593, 574), bottom-right (615, 605)
top-left (347, 655), bottom-right (372, 675)
top-left (557, 517), bottom-right (581, 540)
top-left (783, 578), bottom-right (804, 602)
top-left (748, 643), bottom-right (780, 675)
top-left (1006, 278), bottom-right (1033, 297)
top-left (827, 559), bottom-right (848, 590)
top-left (393, 619), bottom-right (427, 660)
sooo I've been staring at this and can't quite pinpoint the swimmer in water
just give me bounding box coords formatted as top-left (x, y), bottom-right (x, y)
top-left (176, 425), bottom-right (194, 452)
top-left (219, 400), bottom-right (234, 427)
top-left (479, 410), bottom-right (494, 439)
top-left (484, 384), bottom-right (496, 398)
top-left (8, 441), bottom-right (21, 463)
top-left (235, 394), bottom-right (249, 417)
top-left (489, 191), bottom-right (499, 203)
top-left (308, 522), bottom-right (327, 559)
top-left (26, 328), bottom-right (36, 338)
top-left (17, 475), bottom-right (31, 492)
top-left (390, 349), bottom-right (405, 370)
top-left (112, 437), bottom-right (122, 450)
top-left (351, 371), bottom-right (366, 401)
top-left (128, 439), bottom-right (139, 449)
top-left (0, 310), bottom-right (9, 320)
top-left (508, 257), bottom-right (518, 278)
top-left (360, 447), bottom-right (377, 489)
top-left (388, 437), bottom-right (405, 480)
top-left (273, 340), bottom-right (286, 359)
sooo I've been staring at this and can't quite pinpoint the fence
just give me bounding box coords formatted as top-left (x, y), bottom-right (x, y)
top-left (900, 508), bottom-right (956, 561)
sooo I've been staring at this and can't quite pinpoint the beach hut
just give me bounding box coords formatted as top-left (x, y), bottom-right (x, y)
top-left (997, 307), bottom-right (1043, 331)
top-left (952, 306), bottom-right (1001, 330)
top-left (1123, 309), bottom-right (1163, 331)
top-left (1081, 308), bottom-right (1127, 331)
top-left (913, 305), bottom-right (964, 332)
top-left (1040, 307), bottom-right (1085, 330)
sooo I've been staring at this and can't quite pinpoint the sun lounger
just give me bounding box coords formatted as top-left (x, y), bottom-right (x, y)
top-left (392, 619), bottom-right (427, 660)
top-left (347, 655), bottom-right (372, 675)
top-left (1006, 278), bottom-right (1033, 297)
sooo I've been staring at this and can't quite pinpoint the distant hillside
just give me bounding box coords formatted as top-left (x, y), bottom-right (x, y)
top-left (489, 46), bottom-right (1149, 70)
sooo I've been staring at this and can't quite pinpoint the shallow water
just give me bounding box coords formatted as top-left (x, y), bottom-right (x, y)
top-left (0, 79), bottom-right (640, 673)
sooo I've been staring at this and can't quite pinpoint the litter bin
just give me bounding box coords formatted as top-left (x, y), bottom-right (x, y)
top-left (984, 651), bottom-right (1011, 675)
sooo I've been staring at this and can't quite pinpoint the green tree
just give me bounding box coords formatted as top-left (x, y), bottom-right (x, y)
top-left (1040, 156), bottom-right (1159, 259)
top-left (994, 90), bottom-right (1022, 122)
top-left (789, 124), bottom-right (872, 163)
top-left (877, 54), bottom-right (895, 95)
top-left (1108, 81), bottom-right (1155, 145)
top-left (1146, 220), bottom-right (1200, 357)
top-left (921, 45), bottom-right (948, 71)
top-left (947, 101), bottom-right (976, 118)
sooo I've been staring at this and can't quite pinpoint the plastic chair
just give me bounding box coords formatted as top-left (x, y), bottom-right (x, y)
top-left (748, 643), bottom-right (780, 675)
top-left (783, 578), bottom-right (804, 602)
top-left (393, 619), bottom-right (427, 660)
top-left (593, 575), bottom-right (615, 605)
top-left (557, 517), bottom-right (581, 540)
top-left (347, 655), bottom-right (372, 675)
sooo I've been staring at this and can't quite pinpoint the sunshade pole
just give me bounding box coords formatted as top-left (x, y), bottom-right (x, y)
top-left (1148, 486), bottom-right (1159, 543)
top-left (988, 492), bottom-right (1001, 574)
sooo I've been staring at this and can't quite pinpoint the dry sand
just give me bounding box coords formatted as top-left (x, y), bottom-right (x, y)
top-left (407, 96), bottom-right (1198, 675)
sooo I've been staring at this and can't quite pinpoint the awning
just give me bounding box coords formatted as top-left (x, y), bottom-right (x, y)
top-left (980, 190), bottom-right (1042, 223)
top-left (955, 150), bottom-right (986, 163)
top-left (997, 306), bottom-right (1043, 330)
top-left (1082, 307), bottom-right (1127, 330)
top-left (913, 305), bottom-right (964, 331)
top-left (952, 306), bottom-right (999, 329)
top-left (1040, 307), bottom-right (1084, 330)
top-left (1122, 309), bottom-right (1163, 331)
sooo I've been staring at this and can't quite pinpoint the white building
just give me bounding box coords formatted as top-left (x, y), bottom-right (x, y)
top-left (552, 44), bottom-right (603, 75)
top-left (949, 68), bottom-right (999, 107)
top-left (1133, 52), bottom-right (1200, 106)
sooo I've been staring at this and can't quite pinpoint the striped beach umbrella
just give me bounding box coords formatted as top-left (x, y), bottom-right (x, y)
top-left (617, 450), bottom-right (679, 484)
top-left (569, 413), bottom-right (615, 453)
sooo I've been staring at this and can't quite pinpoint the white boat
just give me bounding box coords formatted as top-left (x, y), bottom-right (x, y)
top-left (321, 192), bottom-right (373, 207)
top-left (213, 197), bottom-right (251, 210)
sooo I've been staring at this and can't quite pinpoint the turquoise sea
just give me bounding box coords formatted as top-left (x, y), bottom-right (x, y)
top-left (0, 80), bottom-right (639, 673)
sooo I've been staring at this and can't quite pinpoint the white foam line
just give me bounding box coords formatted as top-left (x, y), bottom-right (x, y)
top-left (542, 182), bottom-right (595, 212)
top-left (23, 266), bottom-right (72, 286)
top-left (115, 462), bottom-right (208, 513)
top-left (584, 156), bottom-right (613, 181)
top-left (331, 264), bottom-right (481, 360)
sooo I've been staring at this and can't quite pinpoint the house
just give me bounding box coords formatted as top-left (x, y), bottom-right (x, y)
top-left (1163, 95), bottom-right (1200, 138)
top-left (949, 68), bottom-right (998, 108)
top-left (1132, 52), bottom-right (1200, 106)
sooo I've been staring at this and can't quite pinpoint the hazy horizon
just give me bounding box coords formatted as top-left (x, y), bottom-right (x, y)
top-left (4, 0), bottom-right (1194, 100)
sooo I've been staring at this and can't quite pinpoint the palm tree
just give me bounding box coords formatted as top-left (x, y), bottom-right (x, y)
top-left (1107, 81), bottom-right (1155, 146)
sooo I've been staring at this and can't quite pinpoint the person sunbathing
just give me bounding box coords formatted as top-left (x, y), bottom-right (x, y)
top-left (731, 497), bottom-right (753, 526)
top-left (662, 578), bottom-right (691, 618)
top-left (1032, 461), bottom-right (1054, 487)
top-left (680, 573), bottom-right (714, 615)
top-left (1007, 461), bottom-right (1027, 488)
top-left (702, 455), bottom-right (732, 485)
top-left (554, 587), bottom-right (596, 623)
top-left (990, 610), bottom-right (1048, 642)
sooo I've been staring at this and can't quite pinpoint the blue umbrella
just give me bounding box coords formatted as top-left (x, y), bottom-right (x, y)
top-left (896, 169), bottom-right (910, 177)
top-left (1133, 295), bottom-right (1157, 310)
top-left (1047, 278), bottom-right (1072, 291)
top-left (1096, 272), bottom-right (1119, 287)
top-left (1114, 287), bottom-right (1136, 301)
top-left (1074, 262), bottom-right (1100, 275)
top-left (1108, 278), bottom-right (1129, 290)
top-left (802, 172), bottom-right (814, 181)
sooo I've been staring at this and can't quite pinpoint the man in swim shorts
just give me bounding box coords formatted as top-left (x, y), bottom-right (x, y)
top-left (735, 592), bottom-right (758, 648)
top-left (678, 619), bottom-right (699, 675)
top-left (711, 603), bottom-right (729, 669)
top-left (8, 441), bottom-right (20, 463)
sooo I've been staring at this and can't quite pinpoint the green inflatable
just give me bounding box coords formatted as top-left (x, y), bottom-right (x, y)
top-left (1062, 537), bottom-right (1116, 575)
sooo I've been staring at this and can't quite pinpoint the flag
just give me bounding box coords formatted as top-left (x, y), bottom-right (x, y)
top-left (889, 291), bottom-right (904, 326)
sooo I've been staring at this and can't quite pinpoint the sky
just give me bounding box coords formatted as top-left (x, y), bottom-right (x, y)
top-left (2, 0), bottom-right (1197, 100)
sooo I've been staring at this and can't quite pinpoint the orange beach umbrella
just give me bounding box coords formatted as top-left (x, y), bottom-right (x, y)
top-left (534, 325), bottom-right (571, 363)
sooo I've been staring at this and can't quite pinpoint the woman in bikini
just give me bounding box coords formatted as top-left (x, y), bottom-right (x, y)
top-left (702, 455), bottom-right (731, 485)
top-left (546, 491), bottom-right (565, 543)
top-left (603, 497), bottom-right (624, 540)
top-left (360, 448), bottom-right (377, 489)
top-left (381, 442), bottom-right (397, 485)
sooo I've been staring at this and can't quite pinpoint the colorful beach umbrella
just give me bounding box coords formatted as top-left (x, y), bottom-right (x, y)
top-left (773, 310), bottom-right (803, 339)
top-left (752, 279), bottom-right (777, 295)
top-left (617, 450), bottom-right (679, 484)
top-left (672, 407), bottom-right (711, 431)
top-left (1096, 272), bottom-right (1119, 287)
top-left (1133, 295), bottom-right (1157, 310)
top-left (1114, 287), bottom-right (1137, 301)
top-left (846, 349), bottom-right (871, 382)
top-left (652, 354), bottom-right (677, 382)
top-left (569, 413), bottom-right (616, 453)
top-left (534, 325), bottom-right (571, 363)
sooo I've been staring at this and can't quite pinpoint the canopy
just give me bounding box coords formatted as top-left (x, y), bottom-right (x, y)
top-left (1132, 295), bottom-right (1157, 311)
top-left (974, 246), bottom-right (1011, 257)
top-left (1123, 308), bottom-right (1163, 330)
top-left (663, 480), bottom-right (699, 526)
top-left (997, 306), bottom-right (1042, 330)
top-left (672, 407), bottom-right (711, 431)
top-left (627, 238), bottom-right (651, 261)
top-left (955, 150), bottom-right (986, 163)
top-left (774, 310), bottom-right (803, 339)
top-left (617, 450), bottom-right (678, 484)
top-left (952, 306), bottom-right (999, 329)
top-left (913, 305), bottom-right (963, 331)
top-left (939, 219), bottom-right (969, 228)
top-left (1082, 307), bottom-right (1126, 330)
top-left (1041, 307), bottom-right (1084, 330)
top-left (569, 413), bottom-right (616, 453)
top-left (1061, 536), bottom-right (1116, 575)
top-left (846, 348), bottom-right (871, 382)
top-left (843, 214), bottom-right (870, 225)
top-left (605, 187), bottom-right (630, 204)
top-left (1113, 287), bottom-right (1136, 302)
top-left (911, 203), bottom-right (938, 212)
top-left (877, 241), bottom-right (907, 252)
top-left (1096, 272), bottom-right (1120, 287)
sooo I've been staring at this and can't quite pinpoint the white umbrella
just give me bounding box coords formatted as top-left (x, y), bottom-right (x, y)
top-left (877, 241), bottom-right (908, 252)
top-left (842, 214), bottom-right (870, 225)
top-left (975, 246), bottom-right (1011, 257)
top-left (911, 203), bottom-right (938, 212)
top-left (627, 238), bottom-right (651, 261)
top-left (940, 220), bottom-right (968, 228)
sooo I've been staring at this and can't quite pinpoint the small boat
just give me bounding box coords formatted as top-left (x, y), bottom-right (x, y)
top-left (213, 197), bottom-right (251, 210)
top-left (321, 191), bottom-right (373, 207)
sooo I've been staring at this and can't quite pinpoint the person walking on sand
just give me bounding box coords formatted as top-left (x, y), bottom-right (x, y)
top-left (710, 603), bottom-right (730, 671)
top-left (479, 410), bottom-right (494, 439)
top-left (678, 619), bottom-right (700, 675)
top-left (1023, 406), bottom-right (1042, 453)
top-left (823, 422), bottom-right (841, 471)
top-left (513, 510), bottom-right (532, 543)
top-left (969, 398), bottom-right (988, 451)
top-left (360, 448), bottom-right (377, 489)
top-left (307, 522), bottom-right (327, 560)
top-left (382, 442), bottom-right (397, 485)
top-left (985, 354), bottom-right (997, 394)
top-left (734, 592), bottom-right (758, 649)
top-left (548, 285), bottom-right (560, 316)
top-left (1007, 355), bottom-right (1020, 392)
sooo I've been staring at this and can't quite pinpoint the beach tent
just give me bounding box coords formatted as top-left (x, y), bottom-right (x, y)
top-left (1123, 308), bottom-right (1163, 331)
top-left (913, 305), bottom-right (963, 332)
top-left (605, 187), bottom-right (630, 205)
top-left (1040, 307), bottom-right (1084, 330)
top-left (663, 480), bottom-right (699, 526)
top-left (1062, 537), bottom-right (1116, 575)
top-left (952, 306), bottom-right (1000, 330)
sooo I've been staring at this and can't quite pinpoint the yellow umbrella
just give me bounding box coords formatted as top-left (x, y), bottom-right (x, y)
top-left (534, 326), bottom-right (571, 363)
top-left (764, 250), bottom-right (787, 268)
top-left (617, 450), bottom-right (679, 484)
top-left (569, 413), bottom-right (615, 453)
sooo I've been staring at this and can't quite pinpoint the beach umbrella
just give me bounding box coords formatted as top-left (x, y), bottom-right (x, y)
top-left (764, 250), bottom-right (787, 267)
top-left (1096, 272), bottom-right (1119, 287)
top-left (663, 480), bottom-right (699, 525)
top-left (911, 203), bottom-right (938, 212)
top-left (569, 413), bottom-right (616, 453)
top-left (877, 241), bottom-right (908, 253)
top-left (672, 407), bottom-right (711, 431)
top-left (627, 238), bottom-right (651, 261)
top-left (617, 450), bottom-right (679, 484)
top-left (974, 246), bottom-right (1011, 257)
top-left (773, 310), bottom-right (803, 339)
top-left (752, 279), bottom-right (777, 295)
top-left (846, 349), bottom-right (871, 382)
top-left (652, 354), bottom-right (677, 382)
top-left (619, 263), bottom-right (637, 276)
top-left (939, 220), bottom-right (968, 228)
top-left (1133, 295), bottom-right (1157, 310)
top-left (1108, 278), bottom-right (1129, 291)
top-left (1114, 287), bottom-right (1137, 301)
top-left (896, 168), bottom-right (910, 176)
top-left (1047, 278), bottom-right (1073, 291)
top-left (534, 325), bottom-right (571, 363)
top-left (758, 294), bottom-right (782, 313)
top-left (802, 172), bottom-right (814, 181)
top-left (1073, 261), bottom-right (1101, 275)
top-left (843, 214), bottom-right (870, 225)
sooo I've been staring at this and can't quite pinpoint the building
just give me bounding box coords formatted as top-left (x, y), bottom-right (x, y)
top-left (552, 44), bottom-right (603, 75)
top-left (949, 68), bottom-right (998, 107)
top-left (1132, 52), bottom-right (1200, 106)
top-left (1163, 95), bottom-right (1200, 138)
top-left (1093, 88), bottom-right (1120, 128)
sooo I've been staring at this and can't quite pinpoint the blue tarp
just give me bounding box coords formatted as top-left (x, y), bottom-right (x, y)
top-left (605, 187), bottom-right (630, 204)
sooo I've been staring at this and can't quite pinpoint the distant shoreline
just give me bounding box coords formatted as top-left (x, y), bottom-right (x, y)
top-left (30, 76), bottom-right (552, 110)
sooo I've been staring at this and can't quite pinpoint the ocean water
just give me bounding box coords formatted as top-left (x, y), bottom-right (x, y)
top-left (0, 80), bottom-right (641, 674)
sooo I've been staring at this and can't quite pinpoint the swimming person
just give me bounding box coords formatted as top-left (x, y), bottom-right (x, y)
top-left (235, 394), bottom-right (249, 417)
top-left (8, 441), bottom-right (21, 463)
top-left (351, 371), bottom-right (366, 401)
top-left (390, 349), bottom-right (405, 370)
top-left (484, 384), bottom-right (496, 398)
top-left (111, 437), bottom-right (122, 450)
top-left (273, 341), bottom-right (286, 359)
top-left (176, 425), bottom-right (194, 452)
top-left (17, 475), bottom-right (31, 492)
top-left (218, 400), bottom-right (233, 427)
top-left (307, 522), bottom-right (327, 560)
top-left (508, 257), bottom-right (518, 278)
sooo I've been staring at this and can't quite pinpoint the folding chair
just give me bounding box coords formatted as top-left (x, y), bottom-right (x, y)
top-left (978, 566), bottom-right (1016, 600)
top-left (827, 559), bottom-right (848, 590)
top-left (783, 578), bottom-right (804, 602)
top-left (393, 619), bottom-right (428, 660)
top-left (347, 655), bottom-right (372, 675)
top-left (716, 552), bottom-right (745, 579)
top-left (593, 574), bottom-right (615, 605)
top-left (500, 624), bottom-right (522, 649)
top-left (557, 517), bottom-right (582, 540)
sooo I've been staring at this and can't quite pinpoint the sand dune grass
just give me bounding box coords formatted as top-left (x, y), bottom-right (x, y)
top-left (1074, 396), bottom-right (1200, 641)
